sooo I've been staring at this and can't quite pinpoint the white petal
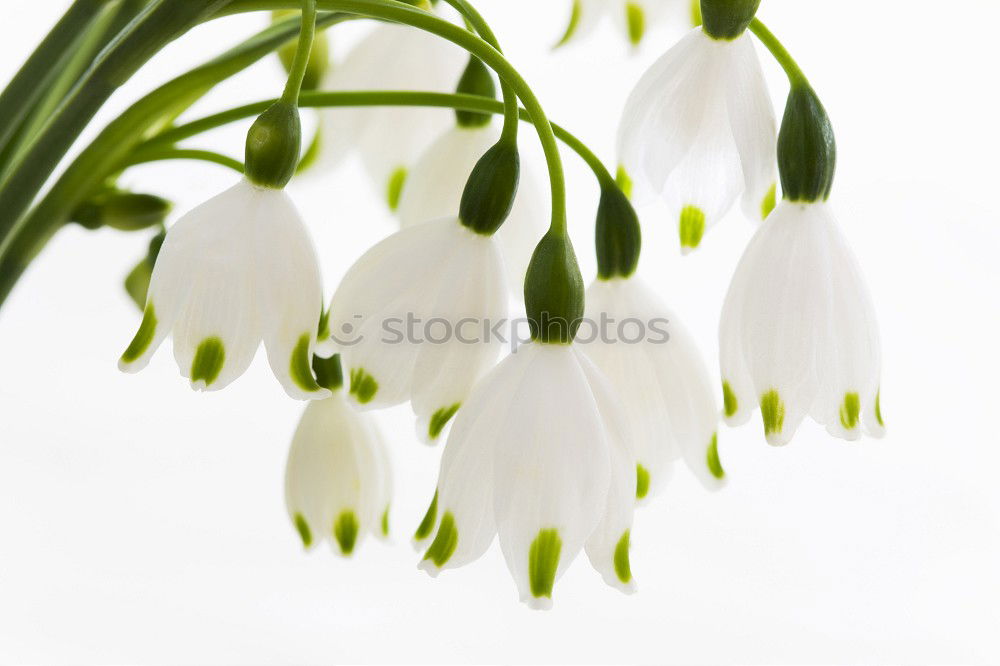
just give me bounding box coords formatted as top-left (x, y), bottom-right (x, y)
top-left (491, 345), bottom-right (612, 607)
top-left (726, 33), bottom-right (777, 222)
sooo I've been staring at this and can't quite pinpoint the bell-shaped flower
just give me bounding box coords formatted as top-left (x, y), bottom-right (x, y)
top-left (415, 342), bottom-right (638, 609)
top-left (582, 277), bottom-right (723, 500)
top-left (719, 201), bottom-right (884, 445)
top-left (556, 0), bottom-right (677, 48)
top-left (285, 371), bottom-right (392, 556)
top-left (118, 179), bottom-right (329, 400)
top-left (397, 123), bottom-right (547, 285)
top-left (324, 217), bottom-right (507, 442)
top-left (320, 18), bottom-right (466, 210)
top-left (617, 27), bottom-right (777, 253)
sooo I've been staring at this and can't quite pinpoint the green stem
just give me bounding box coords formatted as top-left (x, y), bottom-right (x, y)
top-left (280, 0), bottom-right (318, 105)
top-left (139, 91), bottom-right (613, 186)
top-left (0, 0), bottom-right (105, 162)
top-left (219, 0), bottom-right (568, 234)
top-left (749, 18), bottom-right (809, 88)
top-left (123, 148), bottom-right (245, 173)
top-left (440, 0), bottom-right (518, 144)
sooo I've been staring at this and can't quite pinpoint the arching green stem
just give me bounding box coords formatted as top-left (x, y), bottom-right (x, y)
top-left (749, 18), bottom-right (808, 88)
top-left (280, 0), bottom-right (318, 105)
top-left (123, 148), bottom-right (245, 173)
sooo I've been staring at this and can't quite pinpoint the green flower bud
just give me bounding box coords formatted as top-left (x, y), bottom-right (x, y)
top-left (74, 190), bottom-right (171, 232)
top-left (459, 141), bottom-right (520, 236)
top-left (595, 184), bottom-right (642, 280)
top-left (777, 84), bottom-right (837, 202)
top-left (245, 101), bottom-right (302, 189)
top-left (272, 10), bottom-right (330, 91)
top-left (524, 231), bottom-right (585, 344)
top-left (454, 57), bottom-right (496, 128)
top-left (123, 230), bottom-right (165, 310)
top-left (700, 0), bottom-right (760, 40)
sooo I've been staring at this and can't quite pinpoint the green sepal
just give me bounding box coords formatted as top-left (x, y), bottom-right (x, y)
top-left (312, 353), bottom-right (344, 391)
top-left (74, 190), bottom-right (171, 231)
top-left (777, 84), bottom-right (837, 202)
top-left (700, 0), bottom-right (760, 40)
top-left (272, 10), bottom-right (329, 92)
top-left (459, 140), bottom-right (520, 236)
top-left (595, 183), bottom-right (641, 280)
top-left (454, 57), bottom-right (496, 128)
top-left (524, 231), bottom-right (585, 344)
top-left (245, 101), bottom-right (301, 189)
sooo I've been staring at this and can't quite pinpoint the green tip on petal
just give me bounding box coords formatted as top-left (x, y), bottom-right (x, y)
top-left (679, 205), bottom-right (706, 252)
top-left (349, 368), bottom-right (379, 404)
top-left (528, 528), bottom-right (562, 600)
top-left (423, 511), bottom-right (458, 567)
top-left (690, 0), bottom-right (702, 26)
top-left (613, 530), bottom-right (632, 584)
top-left (760, 390), bottom-right (786, 437)
top-left (625, 2), bottom-right (646, 46)
top-left (839, 392), bottom-right (861, 430)
top-left (293, 512), bottom-right (312, 548)
top-left (428, 403), bottom-right (461, 440)
top-left (722, 381), bottom-right (738, 418)
top-left (761, 183), bottom-right (777, 219)
top-left (191, 337), bottom-right (225, 388)
top-left (290, 333), bottom-right (323, 393)
top-left (381, 506), bottom-right (390, 537)
top-left (615, 164), bottom-right (633, 200)
top-left (875, 390), bottom-right (884, 427)
top-left (121, 303), bottom-right (157, 365)
top-left (635, 464), bottom-right (651, 500)
top-left (386, 166), bottom-right (407, 212)
top-left (334, 510), bottom-right (359, 556)
top-left (554, 0), bottom-right (583, 48)
top-left (414, 491), bottom-right (439, 542)
top-left (706, 432), bottom-right (725, 480)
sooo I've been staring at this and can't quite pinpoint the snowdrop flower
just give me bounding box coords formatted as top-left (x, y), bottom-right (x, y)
top-left (118, 178), bottom-right (329, 400)
top-left (583, 277), bottom-right (723, 499)
top-left (285, 358), bottom-right (392, 555)
top-left (415, 342), bottom-right (637, 608)
top-left (320, 12), bottom-right (467, 210)
top-left (398, 123), bottom-right (547, 284)
top-left (617, 21), bottom-right (777, 252)
top-left (324, 217), bottom-right (507, 442)
top-left (556, 0), bottom-right (677, 48)
top-left (719, 200), bottom-right (884, 445)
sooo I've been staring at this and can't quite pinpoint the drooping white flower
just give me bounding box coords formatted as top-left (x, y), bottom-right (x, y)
top-left (719, 200), bottom-right (884, 445)
top-left (617, 27), bottom-right (777, 253)
top-left (285, 385), bottom-right (392, 555)
top-left (556, 0), bottom-right (679, 48)
top-left (324, 217), bottom-right (507, 442)
top-left (416, 342), bottom-right (637, 609)
top-left (119, 179), bottom-right (329, 400)
top-left (320, 17), bottom-right (466, 210)
top-left (398, 123), bottom-right (547, 284)
top-left (582, 277), bottom-right (723, 500)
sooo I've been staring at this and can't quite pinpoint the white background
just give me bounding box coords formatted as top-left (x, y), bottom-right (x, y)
top-left (2, 1), bottom-right (999, 663)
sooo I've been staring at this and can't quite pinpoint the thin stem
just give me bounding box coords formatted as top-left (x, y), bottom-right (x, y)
top-left (280, 0), bottom-right (318, 105)
top-left (440, 0), bottom-right (518, 144)
top-left (219, 0), bottom-right (569, 234)
top-left (123, 147), bottom-right (245, 173)
top-left (139, 91), bottom-right (613, 186)
top-left (749, 18), bottom-right (809, 88)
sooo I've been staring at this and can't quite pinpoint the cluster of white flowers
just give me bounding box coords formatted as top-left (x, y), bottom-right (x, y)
top-left (119, 0), bottom-right (884, 609)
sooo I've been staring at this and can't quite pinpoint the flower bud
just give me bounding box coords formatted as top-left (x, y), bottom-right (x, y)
top-left (454, 57), bottom-right (496, 128)
top-left (272, 10), bottom-right (330, 91)
top-left (595, 184), bottom-right (641, 280)
top-left (700, 0), bottom-right (760, 40)
top-left (74, 190), bottom-right (171, 231)
top-left (524, 231), bottom-right (585, 343)
top-left (245, 101), bottom-right (302, 189)
top-left (459, 140), bottom-right (520, 235)
top-left (777, 84), bottom-right (837, 202)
